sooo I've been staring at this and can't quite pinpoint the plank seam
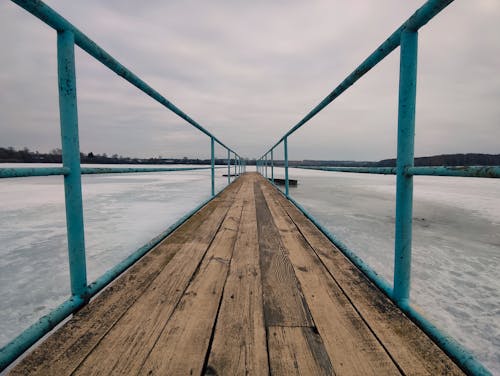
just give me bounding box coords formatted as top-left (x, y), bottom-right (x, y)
top-left (201, 199), bottom-right (246, 375)
top-left (133, 180), bottom-right (245, 375)
top-left (265, 181), bottom-right (406, 375)
top-left (65, 205), bottom-right (222, 375)
top-left (70, 180), bottom-right (244, 376)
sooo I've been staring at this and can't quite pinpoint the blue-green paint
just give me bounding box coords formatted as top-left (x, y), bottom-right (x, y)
top-left (11, 0), bottom-right (236, 156)
top-left (284, 137), bottom-right (289, 197)
top-left (86, 193), bottom-right (221, 297)
top-left (297, 166), bottom-right (398, 175)
top-left (393, 30), bottom-right (418, 305)
top-left (297, 165), bottom-right (500, 178)
top-left (211, 137), bottom-right (215, 196)
top-left (81, 166), bottom-right (219, 174)
top-left (408, 165), bottom-right (500, 178)
top-left (227, 149), bottom-right (231, 184)
top-left (4, 0), bottom-right (493, 374)
top-left (0, 167), bottom-right (70, 178)
top-left (271, 149), bottom-right (274, 183)
top-left (0, 166), bottom-right (222, 179)
top-left (0, 296), bottom-right (85, 371)
top-left (268, 180), bottom-right (491, 376)
top-left (0, 180), bottom-right (237, 372)
top-left (256, 0), bottom-right (454, 156)
top-left (58, 30), bottom-right (87, 299)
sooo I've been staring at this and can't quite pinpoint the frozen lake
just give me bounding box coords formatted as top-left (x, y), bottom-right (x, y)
top-left (273, 167), bottom-right (500, 374)
top-left (0, 164), bottom-right (499, 373)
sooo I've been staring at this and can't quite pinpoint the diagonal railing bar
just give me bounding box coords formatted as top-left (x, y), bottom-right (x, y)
top-left (255, 0), bottom-right (493, 374)
top-left (10, 0), bottom-right (235, 154)
top-left (260, 0), bottom-right (454, 154)
top-left (0, 0), bottom-right (246, 371)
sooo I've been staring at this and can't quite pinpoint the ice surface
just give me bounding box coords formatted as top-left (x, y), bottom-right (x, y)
top-left (276, 167), bottom-right (500, 374)
top-left (0, 164), bottom-right (227, 347)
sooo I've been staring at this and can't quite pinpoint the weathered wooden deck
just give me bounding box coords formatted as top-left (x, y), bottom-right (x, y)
top-left (10, 173), bottom-right (463, 375)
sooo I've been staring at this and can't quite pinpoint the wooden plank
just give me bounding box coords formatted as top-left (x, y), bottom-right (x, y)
top-left (138, 180), bottom-right (249, 375)
top-left (258, 180), bottom-right (401, 376)
top-left (272, 182), bottom-right (464, 375)
top-left (9, 182), bottom-right (238, 376)
top-left (71, 179), bottom-right (244, 376)
top-left (206, 177), bottom-right (269, 376)
top-left (268, 326), bottom-right (334, 376)
top-left (254, 181), bottom-right (313, 327)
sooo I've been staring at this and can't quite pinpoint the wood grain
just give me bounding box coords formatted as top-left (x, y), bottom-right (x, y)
top-left (71, 179), bottom-right (244, 376)
top-left (9, 183), bottom-right (234, 376)
top-left (138, 180), bottom-right (249, 375)
top-left (259, 181), bottom-right (401, 375)
top-left (272, 182), bottom-right (465, 375)
top-left (207, 176), bottom-right (269, 376)
top-left (254, 181), bottom-right (313, 327)
top-left (268, 326), bottom-right (334, 376)
top-left (9, 173), bottom-right (464, 376)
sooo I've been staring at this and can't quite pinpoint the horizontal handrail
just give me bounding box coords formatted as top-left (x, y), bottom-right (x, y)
top-left (0, 166), bottom-right (226, 179)
top-left (297, 165), bottom-right (500, 178)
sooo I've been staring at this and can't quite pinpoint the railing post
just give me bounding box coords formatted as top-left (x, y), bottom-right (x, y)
top-left (57, 30), bottom-right (87, 298)
top-left (393, 29), bottom-right (418, 305)
top-left (284, 138), bottom-right (289, 197)
top-left (227, 149), bottom-right (230, 184)
top-left (265, 154), bottom-right (268, 179)
top-left (271, 149), bottom-right (274, 183)
top-left (211, 137), bottom-right (215, 196)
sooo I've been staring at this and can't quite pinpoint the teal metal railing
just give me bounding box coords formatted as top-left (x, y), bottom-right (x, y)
top-left (256, 1), bottom-right (496, 375)
top-left (0, 0), bottom-right (246, 370)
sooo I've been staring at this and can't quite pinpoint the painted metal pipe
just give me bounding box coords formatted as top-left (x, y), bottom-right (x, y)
top-left (0, 167), bottom-right (69, 178)
top-left (271, 149), bottom-right (274, 183)
top-left (257, 0), bottom-right (454, 156)
top-left (297, 166), bottom-right (398, 175)
top-left (297, 165), bottom-right (500, 179)
top-left (393, 30), bottom-right (418, 305)
top-left (284, 138), bottom-right (289, 197)
top-left (0, 183), bottom-right (236, 372)
top-left (80, 166), bottom-right (218, 174)
top-left (268, 182), bottom-right (394, 298)
top-left (57, 30), bottom-right (87, 298)
top-left (11, 0), bottom-right (237, 156)
top-left (269, 180), bottom-right (490, 376)
top-left (86, 193), bottom-right (219, 297)
top-left (211, 137), bottom-right (215, 196)
top-left (0, 295), bottom-right (85, 372)
top-left (0, 165), bottom-right (257, 179)
top-left (408, 165), bottom-right (500, 178)
top-left (400, 302), bottom-right (492, 376)
top-left (227, 149), bottom-right (231, 184)
top-left (265, 154), bottom-right (268, 178)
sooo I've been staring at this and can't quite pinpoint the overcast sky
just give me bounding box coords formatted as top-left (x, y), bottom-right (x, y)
top-left (1, 0), bottom-right (499, 160)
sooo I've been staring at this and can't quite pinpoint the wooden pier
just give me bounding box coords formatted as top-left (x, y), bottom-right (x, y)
top-left (10, 173), bottom-right (463, 375)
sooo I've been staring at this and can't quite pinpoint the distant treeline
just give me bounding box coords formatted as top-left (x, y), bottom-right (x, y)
top-left (1, 147), bottom-right (499, 167)
top-left (0, 147), bottom-right (230, 165)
